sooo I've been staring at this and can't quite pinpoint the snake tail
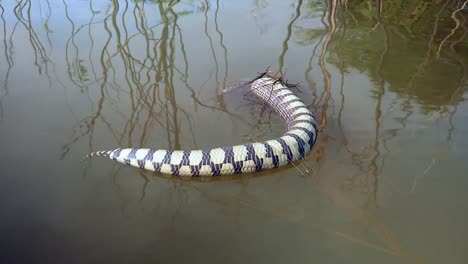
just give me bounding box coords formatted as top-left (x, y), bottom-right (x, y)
top-left (85, 76), bottom-right (318, 176)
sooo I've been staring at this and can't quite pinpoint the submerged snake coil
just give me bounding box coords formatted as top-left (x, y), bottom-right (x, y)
top-left (87, 77), bottom-right (318, 176)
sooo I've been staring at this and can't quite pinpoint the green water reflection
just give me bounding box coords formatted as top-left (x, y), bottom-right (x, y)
top-left (1, 0), bottom-right (467, 263)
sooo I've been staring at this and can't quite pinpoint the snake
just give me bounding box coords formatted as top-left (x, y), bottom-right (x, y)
top-left (85, 75), bottom-right (318, 176)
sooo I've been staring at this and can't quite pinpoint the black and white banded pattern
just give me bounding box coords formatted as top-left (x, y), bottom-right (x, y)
top-left (86, 77), bottom-right (318, 176)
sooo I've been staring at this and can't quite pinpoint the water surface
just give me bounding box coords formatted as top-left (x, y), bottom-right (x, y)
top-left (1, 1), bottom-right (468, 263)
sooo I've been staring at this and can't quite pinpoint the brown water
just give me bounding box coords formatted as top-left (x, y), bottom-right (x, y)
top-left (1, 1), bottom-right (468, 263)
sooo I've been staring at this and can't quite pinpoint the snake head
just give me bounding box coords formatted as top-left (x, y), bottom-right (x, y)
top-left (220, 78), bottom-right (254, 94)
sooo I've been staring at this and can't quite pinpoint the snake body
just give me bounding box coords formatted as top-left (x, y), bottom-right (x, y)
top-left (87, 76), bottom-right (318, 176)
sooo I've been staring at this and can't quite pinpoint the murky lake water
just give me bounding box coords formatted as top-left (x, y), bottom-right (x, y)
top-left (1, 0), bottom-right (468, 263)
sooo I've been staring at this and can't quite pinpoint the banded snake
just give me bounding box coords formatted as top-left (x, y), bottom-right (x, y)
top-left (86, 75), bottom-right (318, 176)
